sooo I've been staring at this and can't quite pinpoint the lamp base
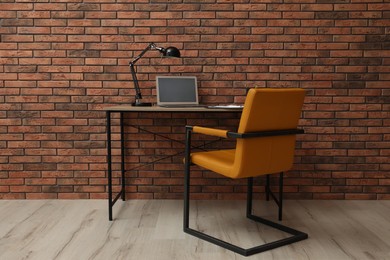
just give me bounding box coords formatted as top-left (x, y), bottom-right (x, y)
top-left (131, 102), bottom-right (152, 107)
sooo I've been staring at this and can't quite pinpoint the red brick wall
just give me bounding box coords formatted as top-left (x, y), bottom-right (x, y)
top-left (0, 0), bottom-right (389, 200)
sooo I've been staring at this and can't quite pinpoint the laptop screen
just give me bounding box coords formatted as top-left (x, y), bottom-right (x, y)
top-left (156, 76), bottom-right (198, 106)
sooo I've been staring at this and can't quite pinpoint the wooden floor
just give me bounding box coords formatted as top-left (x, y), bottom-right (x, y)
top-left (0, 200), bottom-right (389, 260)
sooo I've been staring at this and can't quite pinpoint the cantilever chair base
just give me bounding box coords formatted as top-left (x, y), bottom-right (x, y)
top-left (184, 218), bottom-right (308, 257)
top-left (183, 176), bottom-right (308, 256)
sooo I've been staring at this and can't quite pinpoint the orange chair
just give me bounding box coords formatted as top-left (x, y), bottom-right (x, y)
top-left (183, 88), bottom-right (308, 256)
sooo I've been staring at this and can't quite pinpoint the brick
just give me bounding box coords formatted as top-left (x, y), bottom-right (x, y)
top-left (25, 178), bottom-right (57, 186)
top-left (27, 193), bottom-right (58, 199)
top-left (300, 186), bottom-right (331, 193)
top-left (345, 194), bottom-right (377, 200)
top-left (0, 3), bottom-right (33, 11)
top-left (11, 186), bottom-right (42, 193)
top-left (58, 193), bottom-right (89, 199)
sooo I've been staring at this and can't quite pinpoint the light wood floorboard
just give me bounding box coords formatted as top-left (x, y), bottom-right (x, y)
top-left (0, 200), bottom-right (389, 260)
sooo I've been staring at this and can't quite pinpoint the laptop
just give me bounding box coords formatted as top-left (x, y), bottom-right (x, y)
top-left (156, 76), bottom-right (201, 107)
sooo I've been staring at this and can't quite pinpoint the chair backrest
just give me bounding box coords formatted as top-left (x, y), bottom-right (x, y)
top-left (231, 88), bottom-right (305, 178)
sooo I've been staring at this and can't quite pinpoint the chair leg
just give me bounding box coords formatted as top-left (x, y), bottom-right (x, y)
top-left (183, 127), bottom-right (191, 230)
top-left (265, 174), bottom-right (270, 201)
top-left (246, 177), bottom-right (253, 217)
top-left (245, 184), bottom-right (308, 256)
top-left (184, 172), bottom-right (308, 256)
top-left (278, 172), bottom-right (283, 221)
top-left (265, 172), bottom-right (284, 221)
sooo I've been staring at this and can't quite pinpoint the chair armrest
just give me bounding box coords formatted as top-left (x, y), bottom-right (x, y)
top-left (187, 126), bottom-right (303, 139)
top-left (189, 126), bottom-right (228, 138)
top-left (227, 129), bottom-right (304, 139)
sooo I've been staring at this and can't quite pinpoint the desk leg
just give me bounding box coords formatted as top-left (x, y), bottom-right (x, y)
top-left (120, 112), bottom-right (126, 201)
top-left (107, 111), bottom-right (113, 221)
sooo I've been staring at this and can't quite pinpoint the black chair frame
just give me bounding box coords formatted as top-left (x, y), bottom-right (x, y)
top-left (183, 126), bottom-right (308, 256)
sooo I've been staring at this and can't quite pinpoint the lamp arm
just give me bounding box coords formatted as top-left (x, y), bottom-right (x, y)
top-left (130, 42), bottom-right (157, 65)
top-left (129, 43), bottom-right (162, 103)
top-left (129, 63), bottom-right (142, 100)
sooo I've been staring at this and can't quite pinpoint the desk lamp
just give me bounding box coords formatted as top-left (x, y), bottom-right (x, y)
top-left (129, 42), bottom-right (181, 106)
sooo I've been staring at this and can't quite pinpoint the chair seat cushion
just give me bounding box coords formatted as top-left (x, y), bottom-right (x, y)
top-left (191, 149), bottom-right (235, 178)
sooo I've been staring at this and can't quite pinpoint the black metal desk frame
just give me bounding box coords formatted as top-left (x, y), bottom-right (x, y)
top-left (105, 105), bottom-right (242, 221)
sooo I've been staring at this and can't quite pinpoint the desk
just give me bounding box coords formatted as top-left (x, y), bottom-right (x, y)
top-left (105, 105), bottom-right (242, 220)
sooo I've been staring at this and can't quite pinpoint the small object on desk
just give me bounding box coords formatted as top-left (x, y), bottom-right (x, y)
top-left (156, 76), bottom-right (199, 107)
top-left (207, 104), bottom-right (244, 109)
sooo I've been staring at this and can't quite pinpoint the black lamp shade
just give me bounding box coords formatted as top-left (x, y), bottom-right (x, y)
top-left (163, 47), bottom-right (181, 58)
